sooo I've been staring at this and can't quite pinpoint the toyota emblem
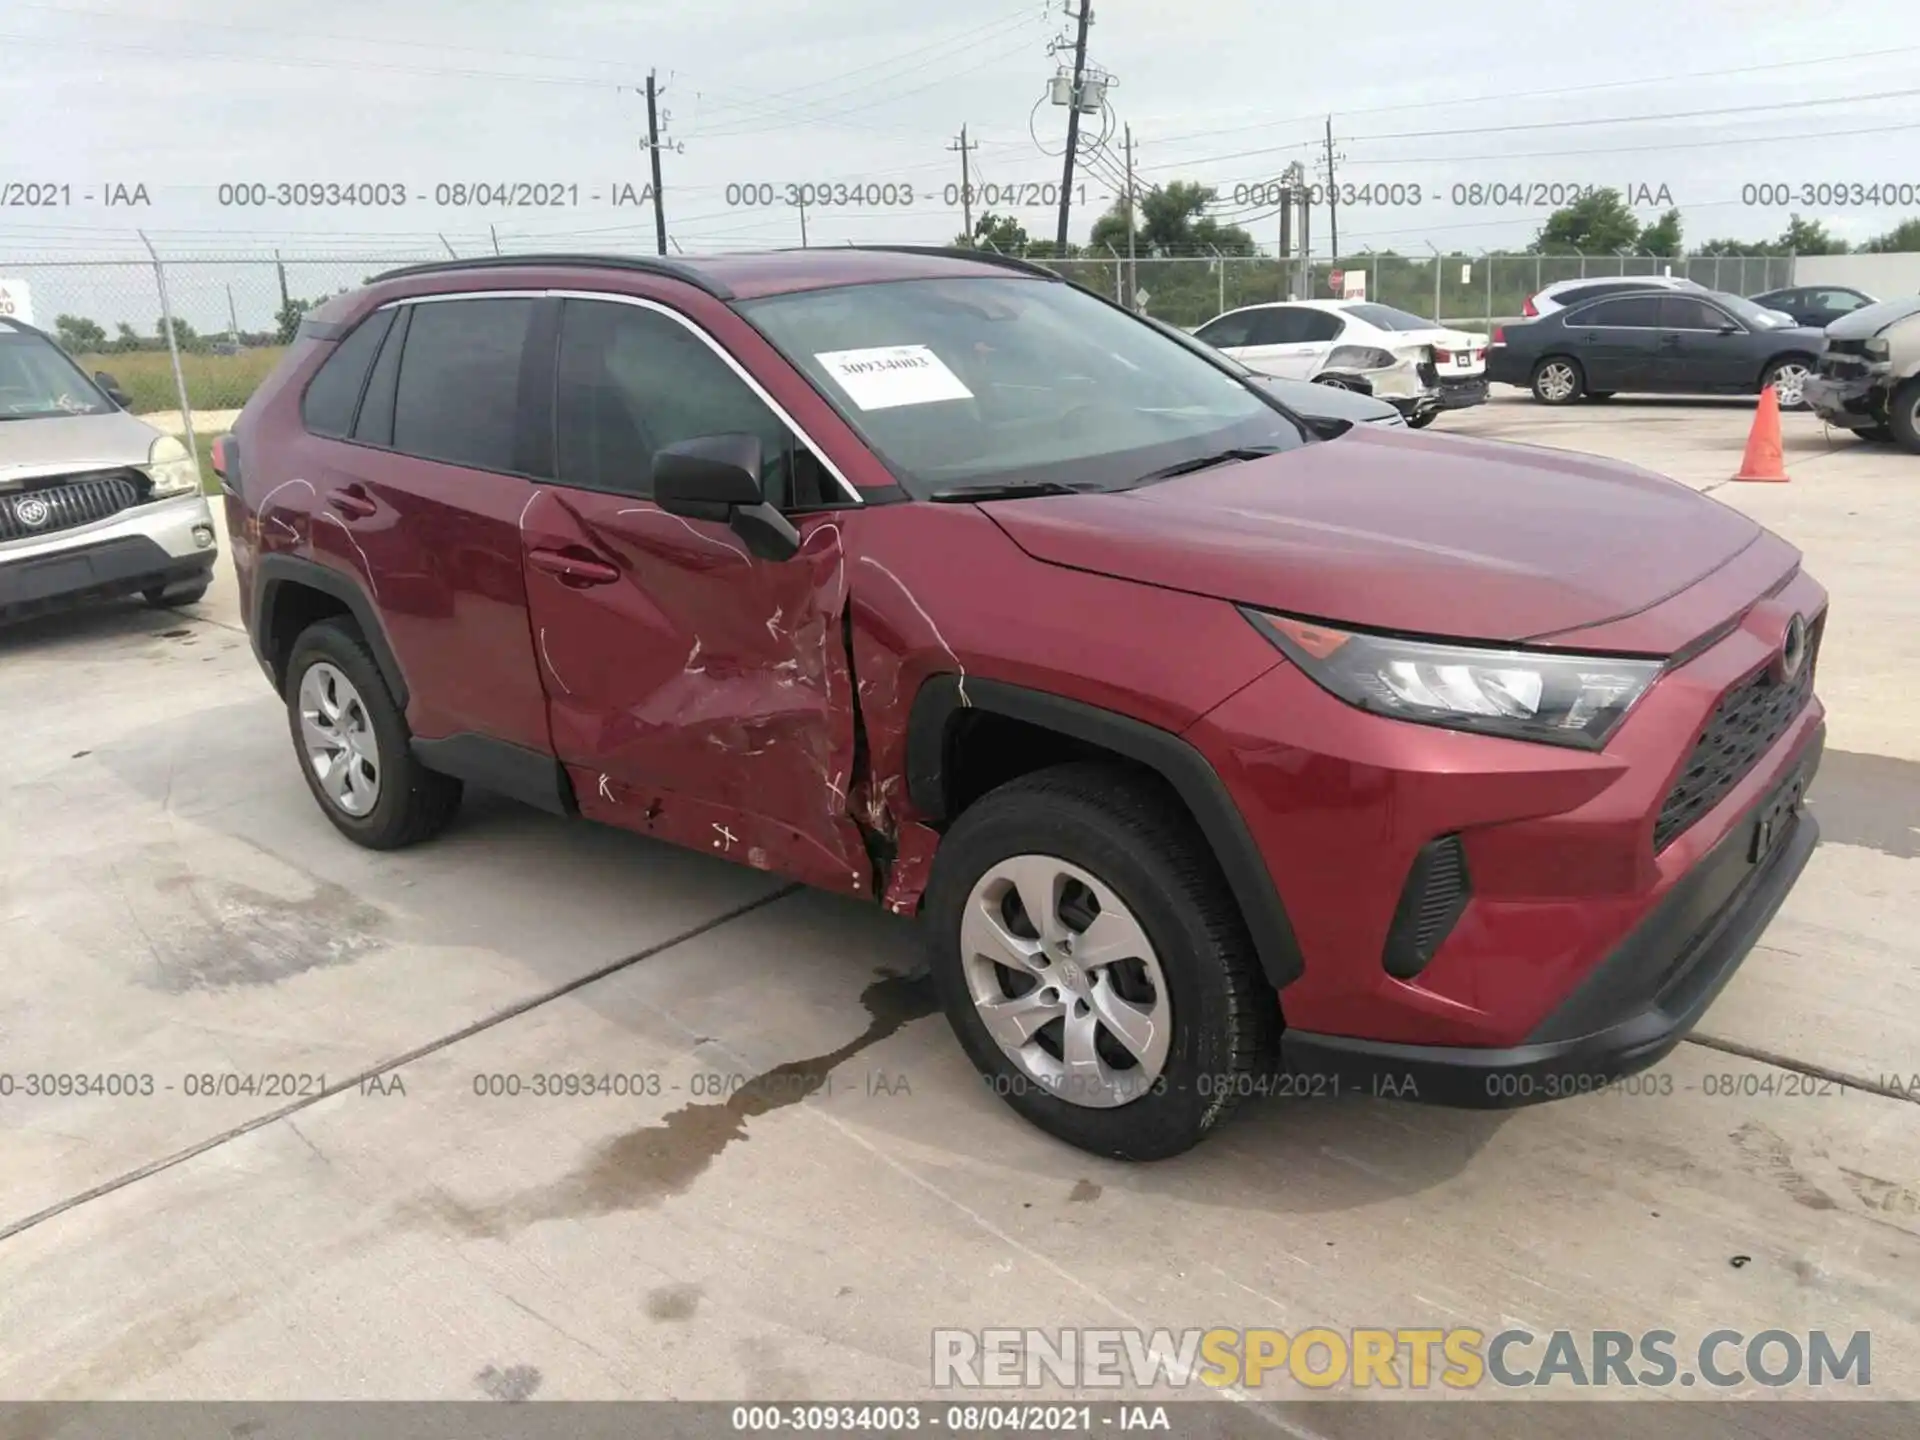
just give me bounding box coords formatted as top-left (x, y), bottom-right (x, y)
top-left (12, 494), bottom-right (51, 529)
top-left (1777, 613), bottom-right (1809, 683)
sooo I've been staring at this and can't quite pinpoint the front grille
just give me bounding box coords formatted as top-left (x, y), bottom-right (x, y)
top-left (1819, 341), bottom-right (1872, 381)
top-left (0, 469), bottom-right (145, 544)
top-left (1653, 616), bottom-right (1823, 852)
top-left (1383, 834), bottom-right (1471, 980)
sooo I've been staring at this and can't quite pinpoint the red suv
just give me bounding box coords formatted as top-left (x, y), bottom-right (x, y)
top-left (221, 249), bottom-right (1826, 1159)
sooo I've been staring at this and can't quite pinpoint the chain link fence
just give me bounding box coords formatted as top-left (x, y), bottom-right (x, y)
top-left (1, 244), bottom-right (1803, 430)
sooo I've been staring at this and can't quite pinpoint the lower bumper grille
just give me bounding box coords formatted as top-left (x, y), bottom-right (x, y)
top-left (0, 470), bottom-right (146, 543)
top-left (1383, 834), bottom-right (1471, 979)
top-left (1654, 616), bottom-right (1822, 852)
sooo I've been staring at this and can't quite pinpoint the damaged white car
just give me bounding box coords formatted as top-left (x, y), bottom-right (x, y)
top-left (1191, 299), bottom-right (1489, 428)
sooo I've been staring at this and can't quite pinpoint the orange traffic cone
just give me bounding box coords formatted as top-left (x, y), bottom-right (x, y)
top-left (1732, 386), bottom-right (1790, 483)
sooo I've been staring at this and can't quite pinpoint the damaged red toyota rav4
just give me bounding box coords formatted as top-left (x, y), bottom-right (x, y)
top-left (219, 248), bottom-right (1825, 1160)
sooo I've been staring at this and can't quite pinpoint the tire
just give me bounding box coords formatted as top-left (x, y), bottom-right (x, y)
top-left (1530, 357), bottom-right (1584, 405)
top-left (1761, 355), bottom-right (1816, 412)
top-left (1405, 410), bottom-right (1438, 429)
top-left (284, 617), bottom-right (462, 849)
top-left (922, 763), bottom-right (1278, 1161)
top-left (1860, 424), bottom-right (1896, 444)
top-left (143, 577), bottom-right (210, 609)
top-left (1585, 391), bottom-right (1616, 402)
top-left (1890, 378), bottom-right (1920, 455)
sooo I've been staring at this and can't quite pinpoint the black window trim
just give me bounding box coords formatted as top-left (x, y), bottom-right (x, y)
top-left (544, 288), bottom-right (862, 506)
top-left (297, 304), bottom-right (397, 440)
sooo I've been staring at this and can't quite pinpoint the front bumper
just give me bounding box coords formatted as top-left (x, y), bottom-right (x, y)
top-left (0, 494), bottom-right (218, 617)
top-left (1802, 373), bottom-right (1887, 431)
top-left (1281, 731), bottom-right (1821, 1105)
top-left (1188, 566), bottom-right (1828, 1061)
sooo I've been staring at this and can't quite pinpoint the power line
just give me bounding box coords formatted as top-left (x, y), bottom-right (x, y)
top-left (1131, 42), bottom-right (1920, 147)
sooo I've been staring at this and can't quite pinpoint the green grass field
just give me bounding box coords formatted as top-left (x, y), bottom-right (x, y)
top-left (78, 346), bottom-right (287, 414)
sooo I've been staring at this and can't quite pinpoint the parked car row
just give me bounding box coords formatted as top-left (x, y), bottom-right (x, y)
top-left (1191, 300), bottom-right (1490, 426)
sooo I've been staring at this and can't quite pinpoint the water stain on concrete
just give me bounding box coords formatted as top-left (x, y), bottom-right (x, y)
top-left (1807, 749), bottom-right (1920, 860)
top-left (475, 1363), bottom-right (543, 1402)
top-left (647, 1282), bottom-right (703, 1321)
top-left (144, 870), bottom-right (387, 992)
top-left (1068, 1179), bottom-right (1102, 1203)
top-left (1731, 1120), bottom-right (1837, 1211)
top-left (402, 969), bottom-right (937, 1240)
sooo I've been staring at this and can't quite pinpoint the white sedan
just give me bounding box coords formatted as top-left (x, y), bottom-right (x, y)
top-left (1191, 300), bottom-right (1490, 427)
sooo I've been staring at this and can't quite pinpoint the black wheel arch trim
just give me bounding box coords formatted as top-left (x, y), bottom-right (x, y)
top-left (253, 553), bottom-right (409, 709)
top-left (906, 674), bottom-right (1306, 990)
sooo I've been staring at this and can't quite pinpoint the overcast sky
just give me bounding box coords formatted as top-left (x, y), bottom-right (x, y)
top-left (6, 0), bottom-right (1919, 262)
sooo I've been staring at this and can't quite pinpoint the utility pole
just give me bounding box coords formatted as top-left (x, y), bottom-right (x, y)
top-left (273, 250), bottom-right (289, 312)
top-left (1322, 116), bottom-right (1340, 259)
top-left (797, 193), bottom-right (809, 248)
top-left (949, 125), bottom-right (978, 244)
top-left (1055, 0), bottom-right (1092, 251)
top-left (645, 70), bottom-right (668, 256)
top-left (489, 223), bottom-right (501, 255)
top-left (1122, 123), bottom-right (1138, 309)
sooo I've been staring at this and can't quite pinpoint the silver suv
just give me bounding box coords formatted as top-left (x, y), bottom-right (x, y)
top-left (0, 319), bottom-right (219, 620)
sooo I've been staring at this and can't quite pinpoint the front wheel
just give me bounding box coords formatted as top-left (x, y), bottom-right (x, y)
top-left (922, 763), bottom-right (1277, 1161)
top-left (143, 576), bottom-right (210, 609)
top-left (1762, 357), bottom-right (1814, 411)
top-left (1891, 377), bottom-right (1920, 455)
top-left (1530, 357), bottom-right (1584, 405)
top-left (1405, 410), bottom-right (1438, 429)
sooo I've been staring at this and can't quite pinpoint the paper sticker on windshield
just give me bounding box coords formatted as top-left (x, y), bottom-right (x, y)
top-left (814, 345), bottom-right (973, 410)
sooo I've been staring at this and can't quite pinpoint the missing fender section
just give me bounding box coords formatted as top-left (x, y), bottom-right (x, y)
top-left (843, 604), bottom-right (898, 887)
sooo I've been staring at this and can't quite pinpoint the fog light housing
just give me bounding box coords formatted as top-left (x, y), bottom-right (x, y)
top-left (192, 524), bottom-right (215, 549)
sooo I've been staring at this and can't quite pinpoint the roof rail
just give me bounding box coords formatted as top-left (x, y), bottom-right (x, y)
top-left (821, 245), bottom-right (1063, 280)
top-left (368, 253), bottom-right (733, 300)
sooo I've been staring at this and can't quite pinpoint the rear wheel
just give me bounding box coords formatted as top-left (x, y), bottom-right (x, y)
top-left (284, 618), bottom-right (462, 849)
top-left (923, 763), bottom-right (1277, 1161)
top-left (1891, 377), bottom-right (1920, 455)
top-left (1405, 410), bottom-right (1438, 429)
top-left (1762, 356), bottom-right (1815, 411)
top-left (1530, 357), bottom-right (1584, 405)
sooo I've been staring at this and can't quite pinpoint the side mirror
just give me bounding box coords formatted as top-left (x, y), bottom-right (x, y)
top-left (653, 433), bottom-right (800, 562)
top-left (1718, 323), bottom-right (1740, 336)
top-left (95, 371), bottom-right (131, 408)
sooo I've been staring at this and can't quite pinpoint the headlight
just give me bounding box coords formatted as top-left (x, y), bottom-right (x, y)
top-left (1244, 609), bottom-right (1662, 750)
top-left (1325, 345), bottom-right (1400, 371)
top-left (1864, 337), bottom-right (1891, 360)
top-left (144, 434), bottom-right (200, 497)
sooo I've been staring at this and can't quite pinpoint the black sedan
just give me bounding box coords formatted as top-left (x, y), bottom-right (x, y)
top-left (1486, 290), bottom-right (1827, 408)
top-left (1750, 284), bottom-right (1877, 329)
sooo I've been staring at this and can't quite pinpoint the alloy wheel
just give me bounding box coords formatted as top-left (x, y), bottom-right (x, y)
top-left (958, 854), bottom-right (1172, 1108)
top-left (1770, 362), bottom-right (1810, 408)
top-left (298, 661), bottom-right (382, 817)
top-left (1536, 362), bottom-right (1577, 402)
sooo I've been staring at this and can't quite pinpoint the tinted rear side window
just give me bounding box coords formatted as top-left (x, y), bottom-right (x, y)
top-left (354, 306), bottom-right (408, 447)
top-left (391, 298), bottom-right (536, 471)
top-left (1571, 296), bottom-right (1661, 328)
top-left (300, 308), bottom-right (395, 437)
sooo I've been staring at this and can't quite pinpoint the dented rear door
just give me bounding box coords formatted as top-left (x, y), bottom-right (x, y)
top-left (521, 294), bottom-right (873, 896)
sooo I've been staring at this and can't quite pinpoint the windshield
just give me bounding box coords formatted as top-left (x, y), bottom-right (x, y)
top-left (1345, 303), bottom-right (1435, 332)
top-left (1713, 293), bottom-right (1794, 329)
top-left (0, 327), bottom-right (114, 419)
top-left (737, 276), bottom-right (1307, 497)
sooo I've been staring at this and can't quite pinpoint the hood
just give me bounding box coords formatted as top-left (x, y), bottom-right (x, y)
top-left (0, 409), bottom-right (161, 487)
top-left (1825, 295), bottom-right (1920, 339)
top-left (1253, 375), bottom-right (1399, 424)
top-left (979, 426), bottom-right (1762, 647)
